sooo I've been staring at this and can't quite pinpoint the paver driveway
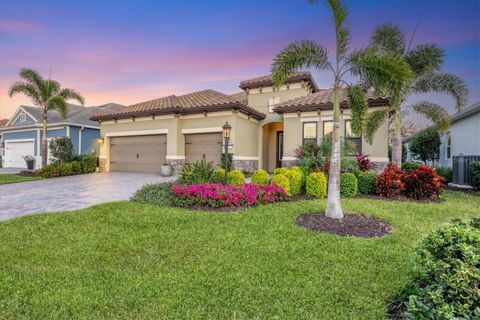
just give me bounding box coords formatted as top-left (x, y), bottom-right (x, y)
top-left (0, 172), bottom-right (175, 221)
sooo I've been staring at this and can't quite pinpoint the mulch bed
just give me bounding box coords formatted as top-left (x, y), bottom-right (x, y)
top-left (356, 193), bottom-right (444, 203)
top-left (296, 213), bottom-right (392, 238)
top-left (17, 170), bottom-right (39, 177)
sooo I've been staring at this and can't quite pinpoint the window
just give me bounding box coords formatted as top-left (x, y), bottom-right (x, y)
top-left (268, 96), bottom-right (280, 113)
top-left (19, 113), bottom-right (27, 123)
top-left (323, 121), bottom-right (333, 137)
top-left (446, 133), bottom-right (452, 159)
top-left (302, 122), bottom-right (317, 145)
top-left (344, 120), bottom-right (361, 155)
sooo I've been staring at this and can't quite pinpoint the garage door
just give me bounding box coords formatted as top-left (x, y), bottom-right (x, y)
top-left (110, 135), bottom-right (166, 173)
top-left (4, 140), bottom-right (35, 168)
top-left (185, 133), bottom-right (222, 166)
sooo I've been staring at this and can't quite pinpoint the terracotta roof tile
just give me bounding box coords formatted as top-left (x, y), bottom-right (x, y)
top-left (229, 92), bottom-right (248, 105)
top-left (239, 71), bottom-right (318, 92)
top-left (0, 119), bottom-right (9, 126)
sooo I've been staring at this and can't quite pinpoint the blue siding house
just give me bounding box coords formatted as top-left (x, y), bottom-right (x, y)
top-left (0, 103), bottom-right (123, 169)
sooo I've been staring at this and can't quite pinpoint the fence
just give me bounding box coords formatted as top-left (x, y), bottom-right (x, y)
top-left (452, 155), bottom-right (480, 185)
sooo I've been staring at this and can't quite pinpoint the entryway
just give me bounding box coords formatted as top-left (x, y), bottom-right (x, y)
top-left (261, 122), bottom-right (284, 172)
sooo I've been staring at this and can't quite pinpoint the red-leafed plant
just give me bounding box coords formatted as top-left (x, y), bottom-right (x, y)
top-left (403, 165), bottom-right (444, 200)
top-left (355, 153), bottom-right (372, 171)
top-left (375, 163), bottom-right (405, 198)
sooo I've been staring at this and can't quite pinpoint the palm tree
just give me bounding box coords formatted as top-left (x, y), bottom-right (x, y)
top-left (271, 0), bottom-right (413, 219)
top-left (9, 68), bottom-right (85, 167)
top-left (363, 23), bottom-right (468, 164)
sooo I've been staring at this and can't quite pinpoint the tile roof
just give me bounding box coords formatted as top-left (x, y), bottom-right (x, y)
top-left (229, 92), bottom-right (248, 105)
top-left (239, 71), bottom-right (319, 92)
top-left (0, 119), bottom-right (9, 127)
top-left (273, 88), bottom-right (388, 113)
top-left (90, 89), bottom-right (266, 121)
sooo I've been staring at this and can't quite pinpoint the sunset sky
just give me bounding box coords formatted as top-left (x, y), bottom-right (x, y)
top-left (0, 0), bottom-right (478, 125)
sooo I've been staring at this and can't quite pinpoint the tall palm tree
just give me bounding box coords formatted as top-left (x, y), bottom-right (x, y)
top-left (363, 23), bottom-right (468, 164)
top-left (271, 0), bottom-right (413, 219)
top-left (9, 68), bottom-right (85, 166)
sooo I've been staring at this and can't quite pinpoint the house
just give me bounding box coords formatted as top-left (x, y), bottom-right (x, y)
top-left (90, 72), bottom-right (390, 174)
top-left (0, 103), bottom-right (124, 169)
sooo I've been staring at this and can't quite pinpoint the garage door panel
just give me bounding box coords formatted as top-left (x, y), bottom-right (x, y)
top-left (185, 133), bottom-right (222, 166)
top-left (4, 141), bottom-right (35, 168)
top-left (110, 135), bottom-right (166, 173)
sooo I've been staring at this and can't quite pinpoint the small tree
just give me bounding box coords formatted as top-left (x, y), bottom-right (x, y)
top-left (409, 127), bottom-right (441, 165)
top-left (49, 137), bottom-right (74, 163)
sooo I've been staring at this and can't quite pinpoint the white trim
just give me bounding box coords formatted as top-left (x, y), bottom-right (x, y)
top-left (300, 117), bottom-right (319, 122)
top-left (236, 113), bottom-right (261, 124)
top-left (166, 155), bottom-right (186, 160)
top-left (36, 129), bottom-right (41, 156)
top-left (282, 156), bottom-right (297, 161)
top-left (104, 129), bottom-right (168, 137)
top-left (370, 157), bottom-right (389, 162)
top-left (182, 127), bottom-right (222, 134)
top-left (1, 122), bottom-right (99, 131)
top-left (66, 126), bottom-right (70, 138)
top-left (116, 118), bottom-right (132, 124)
top-left (283, 113), bottom-right (297, 118)
top-left (321, 116), bottom-right (333, 121)
top-left (5, 107), bottom-right (38, 126)
top-left (2, 126), bottom-right (65, 134)
top-left (79, 126), bottom-right (85, 154)
top-left (4, 138), bottom-right (35, 143)
top-left (232, 156), bottom-right (259, 160)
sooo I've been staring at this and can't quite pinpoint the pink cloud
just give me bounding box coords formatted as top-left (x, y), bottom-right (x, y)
top-left (0, 19), bottom-right (44, 33)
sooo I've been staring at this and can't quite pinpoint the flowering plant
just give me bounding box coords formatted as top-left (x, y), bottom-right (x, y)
top-left (403, 165), bottom-right (444, 200)
top-left (375, 163), bottom-right (405, 198)
top-left (354, 153), bottom-right (372, 171)
top-left (172, 183), bottom-right (288, 208)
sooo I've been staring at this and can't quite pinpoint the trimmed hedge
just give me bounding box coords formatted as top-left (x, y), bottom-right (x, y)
top-left (251, 169), bottom-right (269, 184)
top-left (227, 170), bottom-right (245, 185)
top-left (306, 172), bottom-right (327, 198)
top-left (291, 166), bottom-right (306, 188)
top-left (270, 174), bottom-right (291, 196)
top-left (131, 182), bottom-right (175, 206)
top-left (286, 169), bottom-right (302, 195)
top-left (357, 171), bottom-right (377, 194)
top-left (38, 156), bottom-right (98, 178)
top-left (213, 168), bottom-right (225, 184)
top-left (273, 167), bottom-right (288, 176)
top-left (340, 172), bottom-right (358, 197)
top-left (435, 166), bottom-right (452, 183)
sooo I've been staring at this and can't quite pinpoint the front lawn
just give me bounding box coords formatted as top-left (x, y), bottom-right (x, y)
top-left (0, 191), bottom-right (479, 319)
top-left (0, 174), bottom-right (41, 185)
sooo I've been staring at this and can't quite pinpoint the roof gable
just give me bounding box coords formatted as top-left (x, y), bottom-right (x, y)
top-left (239, 72), bottom-right (319, 92)
top-left (7, 107), bottom-right (38, 126)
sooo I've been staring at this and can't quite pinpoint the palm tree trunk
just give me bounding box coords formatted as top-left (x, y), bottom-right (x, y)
top-left (325, 85), bottom-right (343, 219)
top-left (391, 107), bottom-right (402, 165)
top-left (42, 114), bottom-right (48, 167)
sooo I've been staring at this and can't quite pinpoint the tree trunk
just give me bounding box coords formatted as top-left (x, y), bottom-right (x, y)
top-left (391, 108), bottom-right (402, 165)
top-left (42, 114), bottom-right (48, 167)
top-left (325, 85), bottom-right (343, 219)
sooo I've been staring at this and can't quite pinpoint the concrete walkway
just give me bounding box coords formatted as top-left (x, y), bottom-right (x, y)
top-left (0, 172), bottom-right (175, 221)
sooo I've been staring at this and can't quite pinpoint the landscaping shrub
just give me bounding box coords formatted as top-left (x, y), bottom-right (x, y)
top-left (354, 153), bottom-right (371, 171)
top-left (306, 172), bottom-right (327, 198)
top-left (213, 168), bottom-right (225, 184)
top-left (172, 183), bottom-right (287, 207)
top-left (49, 137), bottom-right (74, 163)
top-left (79, 155), bottom-right (98, 173)
top-left (402, 220), bottom-right (480, 319)
top-left (340, 172), bottom-right (358, 197)
top-left (401, 161), bottom-right (421, 172)
top-left (38, 163), bottom-right (61, 178)
top-left (376, 163), bottom-right (405, 198)
top-left (357, 171), bottom-right (377, 194)
top-left (179, 160), bottom-right (215, 184)
top-left (71, 161), bottom-right (82, 175)
top-left (58, 162), bottom-right (74, 176)
top-left (435, 166), bottom-right (452, 183)
top-left (251, 169), bottom-right (269, 185)
top-left (403, 165), bottom-right (444, 200)
top-left (270, 174), bottom-right (291, 196)
top-left (227, 170), bottom-right (245, 185)
top-left (471, 161), bottom-right (480, 189)
top-left (131, 182), bottom-right (175, 206)
top-left (286, 169), bottom-right (302, 195)
top-left (220, 152), bottom-right (233, 171)
top-left (290, 166), bottom-right (305, 187)
top-left (273, 167), bottom-right (288, 176)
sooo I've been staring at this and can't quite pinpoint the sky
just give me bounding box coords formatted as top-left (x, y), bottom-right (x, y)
top-left (0, 0), bottom-right (479, 126)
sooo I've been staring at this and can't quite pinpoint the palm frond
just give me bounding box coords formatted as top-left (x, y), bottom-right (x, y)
top-left (369, 23), bottom-right (406, 56)
top-left (8, 82), bottom-right (42, 105)
top-left (271, 40), bottom-right (329, 86)
top-left (59, 88), bottom-right (85, 105)
top-left (326, 0), bottom-right (350, 61)
top-left (347, 85), bottom-right (367, 135)
top-left (412, 72), bottom-right (468, 109)
top-left (406, 44), bottom-right (444, 75)
top-left (410, 101), bottom-right (451, 132)
top-left (19, 68), bottom-right (45, 90)
top-left (364, 108), bottom-right (389, 144)
top-left (47, 96), bottom-right (69, 119)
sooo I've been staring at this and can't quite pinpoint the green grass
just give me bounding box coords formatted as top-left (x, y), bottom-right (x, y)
top-left (0, 174), bottom-right (41, 185)
top-left (0, 191), bottom-right (479, 319)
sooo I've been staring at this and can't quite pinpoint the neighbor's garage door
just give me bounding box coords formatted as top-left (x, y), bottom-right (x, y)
top-left (110, 135), bottom-right (166, 173)
top-left (4, 140), bottom-right (35, 168)
top-left (185, 133), bottom-right (222, 165)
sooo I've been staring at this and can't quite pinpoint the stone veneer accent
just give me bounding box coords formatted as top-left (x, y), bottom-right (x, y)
top-left (281, 159), bottom-right (299, 168)
top-left (233, 159), bottom-right (258, 173)
top-left (99, 158), bottom-right (107, 173)
top-left (371, 161), bottom-right (388, 173)
top-left (166, 158), bottom-right (185, 174)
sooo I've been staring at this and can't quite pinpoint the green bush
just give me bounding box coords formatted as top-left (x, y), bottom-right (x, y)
top-left (286, 169), bottom-right (302, 195)
top-left (180, 160), bottom-right (215, 184)
top-left (213, 168), bottom-right (225, 184)
top-left (71, 161), bottom-right (82, 175)
top-left (357, 172), bottom-right (377, 194)
top-left (306, 172), bottom-right (327, 198)
top-left (401, 161), bottom-right (421, 171)
top-left (291, 166), bottom-right (306, 188)
top-left (131, 182), bottom-right (175, 206)
top-left (227, 170), bottom-right (245, 185)
top-left (435, 166), bottom-right (452, 183)
top-left (59, 162), bottom-right (74, 176)
top-left (220, 153), bottom-right (233, 171)
top-left (251, 169), bottom-right (269, 184)
top-left (49, 137), bottom-right (74, 163)
top-left (79, 155), bottom-right (98, 173)
top-left (38, 163), bottom-right (60, 178)
top-left (273, 167), bottom-right (288, 176)
top-left (404, 220), bottom-right (480, 319)
top-left (271, 174), bottom-right (291, 196)
top-left (340, 172), bottom-right (358, 197)
top-left (471, 161), bottom-right (480, 189)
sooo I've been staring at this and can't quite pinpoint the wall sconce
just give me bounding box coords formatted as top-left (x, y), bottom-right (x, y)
top-left (97, 135), bottom-right (104, 144)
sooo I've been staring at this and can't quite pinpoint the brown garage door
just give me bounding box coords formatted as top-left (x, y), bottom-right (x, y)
top-left (110, 135), bottom-right (167, 173)
top-left (185, 133), bottom-right (222, 166)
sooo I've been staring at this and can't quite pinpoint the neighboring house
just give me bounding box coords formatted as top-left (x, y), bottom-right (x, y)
top-left (0, 103), bottom-right (124, 169)
top-left (404, 101), bottom-right (480, 168)
top-left (91, 72), bottom-right (390, 174)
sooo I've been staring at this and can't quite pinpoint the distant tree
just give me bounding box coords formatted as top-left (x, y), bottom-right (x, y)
top-left (409, 127), bottom-right (441, 165)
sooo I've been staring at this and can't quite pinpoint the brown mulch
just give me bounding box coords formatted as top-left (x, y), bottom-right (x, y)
top-left (356, 193), bottom-right (444, 203)
top-left (17, 170), bottom-right (39, 177)
top-left (445, 185), bottom-right (480, 196)
top-left (296, 213), bottom-right (392, 238)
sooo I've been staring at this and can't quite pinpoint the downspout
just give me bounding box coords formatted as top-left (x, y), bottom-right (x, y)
top-left (79, 126), bottom-right (85, 155)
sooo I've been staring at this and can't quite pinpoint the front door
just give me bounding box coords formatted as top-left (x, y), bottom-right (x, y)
top-left (276, 131), bottom-right (284, 168)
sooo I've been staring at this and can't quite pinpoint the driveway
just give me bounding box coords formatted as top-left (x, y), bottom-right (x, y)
top-left (0, 172), bottom-right (175, 221)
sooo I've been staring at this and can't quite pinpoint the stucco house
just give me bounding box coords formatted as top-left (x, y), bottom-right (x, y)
top-left (90, 72), bottom-right (390, 174)
top-left (0, 103), bottom-right (123, 169)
